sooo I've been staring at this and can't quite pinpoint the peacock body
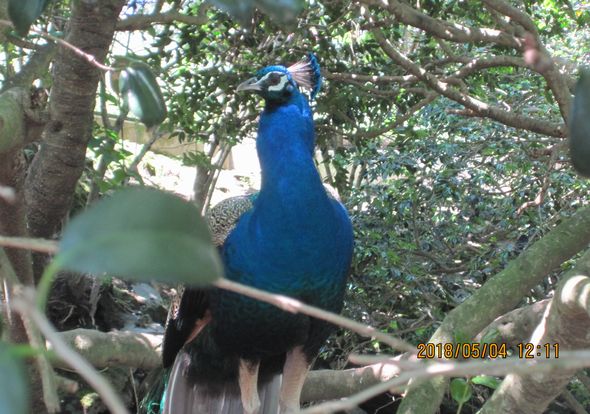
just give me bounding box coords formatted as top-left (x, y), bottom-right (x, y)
top-left (159, 54), bottom-right (353, 414)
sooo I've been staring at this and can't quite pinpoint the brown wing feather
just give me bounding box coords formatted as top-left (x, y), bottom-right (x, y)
top-left (162, 195), bottom-right (255, 367)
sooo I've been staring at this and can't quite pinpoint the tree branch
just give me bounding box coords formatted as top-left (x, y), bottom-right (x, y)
top-left (475, 299), bottom-right (549, 347)
top-left (325, 71), bottom-right (418, 85)
top-left (0, 236), bottom-right (58, 254)
top-left (451, 56), bottom-right (528, 79)
top-left (480, 251), bottom-right (590, 413)
top-left (1, 44), bottom-right (56, 92)
top-left (54, 328), bottom-right (162, 371)
top-left (116, 8), bottom-right (208, 31)
top-left (24, 0), bottom-right (126, 283)
top-left (13, 290), bottom-right (129, 414)
top-left (361, 0), bottom-right (522, 48)
top-left (481, 0), bottom-right (538, 35)
top-left (214, 278), bottom-right (416, 353)
top-left (304, 350), bottom-right (590, 414)
top-left (372, 29), bottom-right (566, 138)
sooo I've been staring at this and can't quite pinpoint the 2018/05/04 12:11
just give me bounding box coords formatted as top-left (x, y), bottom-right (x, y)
top-left (416, 342), bottom-right (560, 359)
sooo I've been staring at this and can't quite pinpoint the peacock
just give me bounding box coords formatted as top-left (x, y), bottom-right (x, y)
top-left (151, 54), bottom-right (354, 414)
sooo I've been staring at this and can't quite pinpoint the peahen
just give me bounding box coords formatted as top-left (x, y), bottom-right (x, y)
top-left (154, 54), bottom-right (354, 414)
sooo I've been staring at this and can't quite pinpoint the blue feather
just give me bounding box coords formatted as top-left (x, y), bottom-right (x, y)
top-left (307, 53), bottom-right (322, 100)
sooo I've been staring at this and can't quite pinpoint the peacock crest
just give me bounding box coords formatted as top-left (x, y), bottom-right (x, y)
top-left (288, 53), bottom-right (322, 100)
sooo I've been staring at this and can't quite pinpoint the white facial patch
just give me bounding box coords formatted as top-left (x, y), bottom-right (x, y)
top-left (263, 72), bottom-right (289, 93)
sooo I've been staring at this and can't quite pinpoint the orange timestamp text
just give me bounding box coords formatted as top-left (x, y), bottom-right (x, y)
top-left (417, 342), bottom-right (508, 359)
top-left (516, 343), bottom-right (560, 359)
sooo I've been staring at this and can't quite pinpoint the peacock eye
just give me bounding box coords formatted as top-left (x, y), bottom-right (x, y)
top-left (267, 73), bottom-right (281, 85)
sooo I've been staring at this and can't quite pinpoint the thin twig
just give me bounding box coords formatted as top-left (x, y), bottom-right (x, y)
top-left (0, 236), bottom-right (58, 254)
top-left (302, 350), bottom-right (590, 413)
top-left (126, 126), bottom-right (161, 180)
top-left (2, 234), bottom-right (412, 353)
top-left (13, 289), bottom-right (129, 414)
top-left (0, 247), bottom-right (19, 328)
top-left (214, 278), bottom-right (416, 353)
top-left (19, 298), bottom-right (61, 412)
top-left (1, 258), bottom-right (59, 412)
top-left (0, 20), bottom-right (114, 72)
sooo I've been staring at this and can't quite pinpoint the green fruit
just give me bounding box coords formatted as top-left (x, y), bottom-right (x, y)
top-left (118, 63), bottom-right (167, 128)
top-left (570, 69), bottom-right (590, 177)
top-left (8, 0), bottom-right (50, 36)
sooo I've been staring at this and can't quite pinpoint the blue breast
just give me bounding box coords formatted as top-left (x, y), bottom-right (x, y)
top-left (210, 88), bottom-right (353, 358)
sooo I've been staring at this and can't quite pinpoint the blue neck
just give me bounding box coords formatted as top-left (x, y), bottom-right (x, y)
top-left (254, 91), bottom-right (329, 228)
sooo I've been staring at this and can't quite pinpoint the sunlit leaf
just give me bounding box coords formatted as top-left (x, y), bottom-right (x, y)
top-left (450, 378), bottom-right (472, 404)
top-left (58, 188), bottom-right (222, 285)
top-left (472, 375), bottom-right (500, 390)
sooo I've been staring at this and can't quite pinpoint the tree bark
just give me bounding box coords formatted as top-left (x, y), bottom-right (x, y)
top-left (0, 87), bottom-right (49, 413)
top-left (475, 299), bottom-right (549, 348)
top-left (25, 0), bottom-right (126, 282)
top-left (480, 250), bottom-right (590, 413)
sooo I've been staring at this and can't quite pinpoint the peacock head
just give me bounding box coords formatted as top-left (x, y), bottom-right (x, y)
top-left (237, 54), bottom-right (322, 105)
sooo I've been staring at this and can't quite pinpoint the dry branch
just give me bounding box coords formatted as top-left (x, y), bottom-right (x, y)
top-left (54, 329), bottom-right (162, 371)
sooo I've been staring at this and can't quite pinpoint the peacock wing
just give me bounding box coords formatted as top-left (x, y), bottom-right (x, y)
top-left (162, 193), bottom-right (257, 367)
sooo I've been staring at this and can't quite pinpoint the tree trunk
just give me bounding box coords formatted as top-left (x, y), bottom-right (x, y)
top-left (25, 0), bottom-right (126, 282)
top-left (0, 88), bottom-right (49, 413)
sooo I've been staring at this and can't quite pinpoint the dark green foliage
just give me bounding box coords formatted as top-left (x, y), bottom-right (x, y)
top-left (207, 0), bottom-right (304, 24)
top-left (58, 188), bottom-right (222, 285)
top-left (0, 343), bottom-right (29, 414)
top-left (341, 93), bottom-right (590, 361)
top-left (8, 0), bottom-right (50, 36)
top-left (570, 70), bottom-right (590, 177)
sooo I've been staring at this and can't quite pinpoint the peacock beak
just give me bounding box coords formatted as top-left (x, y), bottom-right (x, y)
top-left (237, 77), bottom-right (262, 92)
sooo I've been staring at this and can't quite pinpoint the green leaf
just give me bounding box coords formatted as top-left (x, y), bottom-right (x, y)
top-left (118, 63), bottom-right (167, 128)
top-left (570, 69), bottom-right (590, 177)
top-left (255, 0), bottom-right (304, 23)
top-left (471, 375), bottom-right (500, 390)
top-left (8, 0), bottom-right (50, 36)
top-left (58, 188), bottom-right (222, 285)
top-left (0, 343), bottom-right (29, 414)
top-left (479, 328), bottom-right (500, 344)
top-left (206, 0), bottom-right (254, 23)
top-left (450, 378), bottom-right (472, 404)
